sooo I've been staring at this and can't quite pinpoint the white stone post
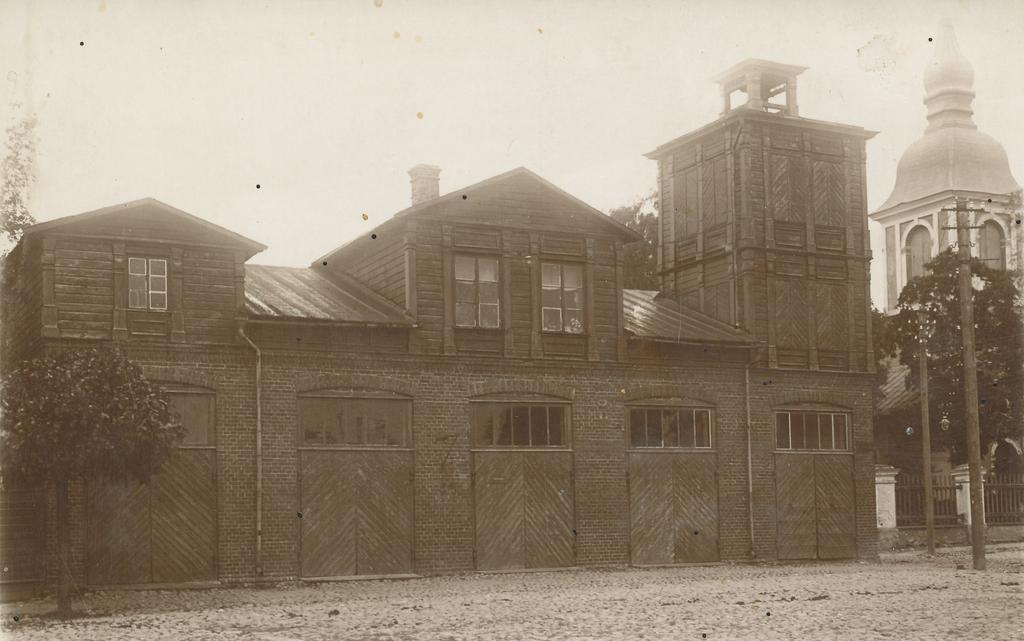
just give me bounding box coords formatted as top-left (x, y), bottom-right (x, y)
top-left (875, 464), bottom-right (900, 530)
top-left (952, 463), bottom-right (987, 534)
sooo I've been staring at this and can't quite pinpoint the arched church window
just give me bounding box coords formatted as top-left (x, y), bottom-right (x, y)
top-left (978, 220), bottom-right (1006, 270)
top-left (905, 226), bottom-right (932, 281)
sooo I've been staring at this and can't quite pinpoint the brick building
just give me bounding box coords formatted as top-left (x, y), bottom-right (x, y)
top-left (1, 59), bottom-right (878, 597)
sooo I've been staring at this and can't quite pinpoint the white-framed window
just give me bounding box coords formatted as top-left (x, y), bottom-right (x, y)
top-left (541, 262), bottom-right (583, 334)
top-left (629, 407), bottom-right (713, 449)
top-left (775, 411), bottom-right (849, 451)
top-left (454, 255), bottom-right (500, 328)
top-left (128, 257), bottom-right (168, 311)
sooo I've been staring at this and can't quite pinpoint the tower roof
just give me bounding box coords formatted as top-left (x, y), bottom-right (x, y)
top-left (875, 21), bottom-right (1020, 214)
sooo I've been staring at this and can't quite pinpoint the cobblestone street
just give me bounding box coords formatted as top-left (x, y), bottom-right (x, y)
top-left (3, 544), bottom-right (1021, 641)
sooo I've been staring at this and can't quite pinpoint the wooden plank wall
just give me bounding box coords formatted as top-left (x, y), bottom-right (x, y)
top-left (406, 173), bottom-right (625, 360)
top-left (1, 239), bottom-right (44, 366)
top-left (661, 118), bottom-right (872, 372)
top-left (37, 231), bottom-right (241, 345)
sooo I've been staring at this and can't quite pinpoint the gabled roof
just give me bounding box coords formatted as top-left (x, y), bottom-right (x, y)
top-left (245, 265), bottom-right (413, 326)
top-left (623, 289), bottom-right (754, 346)
top-left (315, 167), bottom-right (642, 266)
top-left (22, 198), bottom-right (267, 259)
top-left (878, 360), bottom-right (917, 413)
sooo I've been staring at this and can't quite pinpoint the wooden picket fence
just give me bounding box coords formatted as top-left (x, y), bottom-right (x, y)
top-left (985, 473), bottom-right (1024, 525)
top-left (894, 473), bottom-right (959, 527)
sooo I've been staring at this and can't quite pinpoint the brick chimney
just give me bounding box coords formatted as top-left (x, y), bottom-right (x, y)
top-left (408, 164), bottom-right (441, 205)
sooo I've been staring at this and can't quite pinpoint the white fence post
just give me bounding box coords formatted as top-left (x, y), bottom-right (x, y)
top-left (952, 463), bottom-right (987, 537)
top-left (875, 464), bottom-right (899, 530)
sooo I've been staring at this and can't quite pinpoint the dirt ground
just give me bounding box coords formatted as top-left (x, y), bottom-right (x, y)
top-left (2, 543), bottom-right (1022, 641)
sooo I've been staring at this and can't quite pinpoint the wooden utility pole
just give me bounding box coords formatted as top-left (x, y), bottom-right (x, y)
top-left (917, 313), bottom-right (935, 554)
top-left (946, 198), bottom-right (987, 570)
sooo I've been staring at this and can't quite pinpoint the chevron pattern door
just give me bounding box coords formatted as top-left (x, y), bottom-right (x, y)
top-left (629, 452), bottom-right (719, 565)
top-left (814, 455), bottom-right (856, 559)
top-left (628, 452), bottom-right (673, 565)
top-left (774, 453), bottom-right (855, 560)
top-left (299, 449), bottom-right (414, 577)
top-left (775, 455), bottom-right (817, 560)
top-left (86, 448), bottom-right (217, 585)
top-left (473, 450), bottom-right (575, 571)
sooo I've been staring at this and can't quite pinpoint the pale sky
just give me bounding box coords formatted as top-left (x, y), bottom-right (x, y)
top-left (2, 0), bottom-right (1022, 308)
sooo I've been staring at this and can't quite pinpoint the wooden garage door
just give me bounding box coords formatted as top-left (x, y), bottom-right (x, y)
top-left (299, 450), bottom-right (414, 577)
top-left (774, 454), bottom-right (818, 560)
top-left (0, 486), bottom-right (45, 591)
top-left (629, 452), bottom-right (719, 565)
top-left (774, 454), bottom-right (855, 560)
top-left (814, 454), bottom-right (856, 559)
top-left (474, 450), bottom-right (575, 571)
top-left (86, 448), bottom-right (217, 585)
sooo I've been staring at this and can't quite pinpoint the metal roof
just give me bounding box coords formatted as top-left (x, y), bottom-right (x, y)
top-left (622, 289), bottom-right (754, 346)
top-left (245, 265), bottom-right (413, 326)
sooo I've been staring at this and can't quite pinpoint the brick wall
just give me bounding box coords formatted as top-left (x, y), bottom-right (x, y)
top-left (39, 338), bottom-right (877, 589)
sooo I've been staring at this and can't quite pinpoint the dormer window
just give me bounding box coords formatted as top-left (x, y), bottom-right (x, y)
top-left (454, 255), bottom-right (500, 328)
top-left (128, 257), bottom-right (168, 311)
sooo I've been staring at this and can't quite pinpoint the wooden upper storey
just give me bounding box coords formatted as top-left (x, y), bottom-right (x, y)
top-left (313, 168), bottom-right (739, 361)
top-left (3, 171), bottom-right (755, 366)
top-left (3, 199), bottom-right (264, 351)
top-left (645, 107), bottom-right (877, 373)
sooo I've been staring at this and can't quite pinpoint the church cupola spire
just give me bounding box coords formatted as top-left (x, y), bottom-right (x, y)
top-left (923, 19), bottom-right (977, 132)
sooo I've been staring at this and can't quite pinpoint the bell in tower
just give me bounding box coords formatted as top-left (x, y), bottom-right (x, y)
top-left (645, 59), bottom-right (877, 372)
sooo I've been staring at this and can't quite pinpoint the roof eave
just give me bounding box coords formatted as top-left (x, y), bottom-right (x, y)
top-left (645, 111), bottom-right (878, 160)
top-left (626, 333), bottom-right (755, 348)
top-left (22, 197), bottom-right (268, 258)
top-left (245, 315), bottom-right (415, 329)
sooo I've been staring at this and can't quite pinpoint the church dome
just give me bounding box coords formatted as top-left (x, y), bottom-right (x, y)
top-left (877, 21), bottom-right (1020, 211)
top-left (879, 127), bottom-right (1020, 210)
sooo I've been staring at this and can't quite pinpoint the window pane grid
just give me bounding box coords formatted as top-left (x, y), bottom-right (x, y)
top-left (541, 262), bottom-right (584, 334)
top-left (128, 257), bottom-right (169, 310)
top-left (471, 403), bottom-right (568, 448)
top-left (628, 407), bottom-right (712, 449)
top-left (455, 255), bottom-right (500, 328)
top-left (774, 411), bottom-right (850, 451)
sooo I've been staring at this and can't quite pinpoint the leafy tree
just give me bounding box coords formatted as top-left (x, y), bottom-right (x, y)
top-left (0, 347), bottom-right (182, 617)
top-left (875, 248), bottom-right (1023, 466)
top-left (609, 189), bottom-right (659, 290)
top-left (0, 115), bottom-right (37, 254)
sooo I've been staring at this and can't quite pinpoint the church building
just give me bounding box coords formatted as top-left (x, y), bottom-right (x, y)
top-left (871, 20), bottom-right (1020, 313)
